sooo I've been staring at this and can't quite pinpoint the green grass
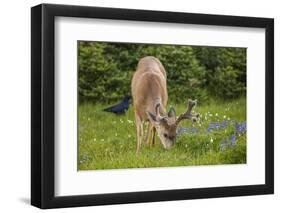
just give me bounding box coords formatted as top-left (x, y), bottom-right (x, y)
top-left (78, 97), bottom-right (246, 170)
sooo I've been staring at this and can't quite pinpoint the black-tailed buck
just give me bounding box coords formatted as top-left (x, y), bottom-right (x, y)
top-left (131, 56), bottom-right (199, 153)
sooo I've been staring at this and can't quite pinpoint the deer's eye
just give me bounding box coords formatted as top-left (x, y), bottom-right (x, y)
top-left (164, 133), bottom-right (168, 138)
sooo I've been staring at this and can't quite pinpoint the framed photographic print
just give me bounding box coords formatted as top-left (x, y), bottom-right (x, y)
top-left (31, 3), bottom-right (274, 209)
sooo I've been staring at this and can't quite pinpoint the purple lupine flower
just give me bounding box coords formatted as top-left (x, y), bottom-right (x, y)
top-left (191, 127), bottom-right (198, 134)
top-left (235, 122), bottom-right (247, 134)
top-left (208, 122), bottom-right (220, 132)
top-left (177, 127), bottom-right (198, 135)
top-left (220, 120), bottom-right (228, 129)
top-left (231, 134), bottom-right (236, 146)
top-left (208, 120), bottom-right (229, 133)
top-left (220, 142), bottom-right (226, 151)
top-left (220, 137), bottom-right (229, 151)
top-left (177, 127), bottom-right (188, 135)
top-left (214, 122), bottom-right (221, 128)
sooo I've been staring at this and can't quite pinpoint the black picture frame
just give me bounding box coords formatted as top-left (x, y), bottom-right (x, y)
top-left (31, 3), bottom-right (274, 209)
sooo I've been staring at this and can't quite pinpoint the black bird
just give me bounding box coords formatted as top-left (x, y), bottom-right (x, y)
top-left (103, 96), bottom-right (131, 114)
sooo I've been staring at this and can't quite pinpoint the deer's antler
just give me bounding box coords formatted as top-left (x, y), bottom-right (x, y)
top-left (176, 99), bottom-right (199, 125)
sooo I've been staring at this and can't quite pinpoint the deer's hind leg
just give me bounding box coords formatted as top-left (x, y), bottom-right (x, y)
top-left (135, 113), bottom-right (143, 154)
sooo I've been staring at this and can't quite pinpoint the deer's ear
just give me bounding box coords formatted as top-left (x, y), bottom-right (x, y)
top-left (147, 111), bottom-right (157, 122)
top-left (168, 106), bottom-right (176, 118)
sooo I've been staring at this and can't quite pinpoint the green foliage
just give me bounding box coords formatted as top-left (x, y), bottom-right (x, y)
top-left (78, 42), bottom-right (246, 103)
top-left (194, 47), bottom-right (246, 99)
top-left (150, 45), bottom-right (207, 103)
top-left (209, 66), bottom-right (246, 99)
top-left (79, 42), bottom-right (131, 103)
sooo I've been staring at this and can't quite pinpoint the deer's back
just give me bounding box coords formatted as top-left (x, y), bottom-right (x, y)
top-left (131, 56), bottom-right (168, 119)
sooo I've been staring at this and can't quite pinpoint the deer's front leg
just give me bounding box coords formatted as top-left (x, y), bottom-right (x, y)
top-left (144, 122), bottom-right (151, 145)
top-left (151, 126), bottom-right (156, 146)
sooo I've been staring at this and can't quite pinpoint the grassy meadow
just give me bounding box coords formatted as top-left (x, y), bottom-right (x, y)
top-left (78, 97), bottom-right (246, 170)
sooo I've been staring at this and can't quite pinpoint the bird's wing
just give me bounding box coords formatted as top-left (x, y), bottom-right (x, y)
top-left (103, 103), bottom-right (124, 112)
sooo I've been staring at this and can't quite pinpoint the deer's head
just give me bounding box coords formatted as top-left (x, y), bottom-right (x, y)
top-left (147, 99), bottom-right (199, 150)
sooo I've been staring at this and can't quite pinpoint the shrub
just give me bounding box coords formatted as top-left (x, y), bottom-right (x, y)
top-left (78, 42), bottom-right (246, 103)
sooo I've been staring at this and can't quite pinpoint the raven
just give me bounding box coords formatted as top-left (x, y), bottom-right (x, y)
top-left (103, 96), bottom-right (131, 114)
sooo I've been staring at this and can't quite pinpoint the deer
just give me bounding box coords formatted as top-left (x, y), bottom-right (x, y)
top-left (131, 56), bottom-right (199, 154)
